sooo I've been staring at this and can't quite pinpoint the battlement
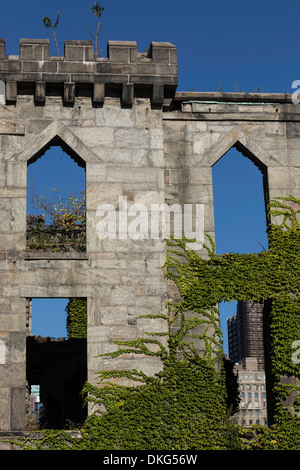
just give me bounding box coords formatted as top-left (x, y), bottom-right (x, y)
top-left (0, 39), bottom-right (177, 105)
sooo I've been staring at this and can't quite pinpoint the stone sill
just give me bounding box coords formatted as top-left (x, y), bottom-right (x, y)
top-left (24, 251), bottom-right (88, 260)
top-left (174, 91), bottom-right (293, 104)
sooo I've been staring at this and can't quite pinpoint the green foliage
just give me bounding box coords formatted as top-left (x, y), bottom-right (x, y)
top-left (30, 185), bottom-right (86, 230)
top-left (42, 12), bottom-right (60, 30)
top-left (238, 417), bottom-right (300, 450)
top-left (65, 298), bottom-right (87, 339)
top-left (15, 361), bottom-right (229, 450)
top-left (13, 304), bottom-right (231, 450)
top-left (13, 195), bottom-right (300, 450)
top-left (26, 225), bottom-right (86, 252)
top-left (88, 2), bottom-right (105, 59)
top-left (79, 360), bottom-right (229, 450)
top-left (42, 11), bottom-right (60, 56)
top-left (91, 2), bottom-right (105, 18)
top-left (27, 184), bottom-right (86, 252)
top-left (163, 195), bottom-right (300, 449)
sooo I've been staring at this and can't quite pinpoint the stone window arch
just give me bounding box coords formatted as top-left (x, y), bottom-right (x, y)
top-left (212, 143), bottom-right (271, 426)
top-left (212, 140), bottom-right (269, 256)
top-left (26, 136), bottom-right (86, 253)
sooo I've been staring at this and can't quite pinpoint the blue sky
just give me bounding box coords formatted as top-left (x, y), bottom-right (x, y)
top-left (1, 0), bottom-right (291, 350)
top-left (1, 0), bottom-right (299, 93)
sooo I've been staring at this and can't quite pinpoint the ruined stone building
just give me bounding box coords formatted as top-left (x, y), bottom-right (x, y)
top-left (0, 37), bottom-right (299, 432)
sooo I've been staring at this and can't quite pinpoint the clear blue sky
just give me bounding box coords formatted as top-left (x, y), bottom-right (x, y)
top-left (1, 0), bottom-right (299, 93)
top-left (1, 0), bottom-right (289, 350)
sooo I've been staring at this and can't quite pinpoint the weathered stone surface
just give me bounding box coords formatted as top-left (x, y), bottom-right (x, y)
top-left (0, 120), bottom-right (24, 135)
top-left (64, 39), bottom-right (94, 62)
top-left (20, 39), bottom-right (49, 61)
top-left (0, 39), bottom-right (178, 106)
top-left (0, 35), bottom-right (299, 434)
top-left (108, 40), bottom-right (137, 64)
top-left (0, 39), bottom-right (5, 60)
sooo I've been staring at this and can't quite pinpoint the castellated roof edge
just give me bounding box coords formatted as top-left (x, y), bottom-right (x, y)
top-left (0, 38), bottom-right (178, 105)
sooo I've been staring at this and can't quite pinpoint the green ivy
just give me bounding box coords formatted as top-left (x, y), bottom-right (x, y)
top-left (11, 195), bottom-right (300, 450)
top-left (27, 226), bottom-right (86, 252)
top-left (65, 298), bottom-right (87, 339)
top-left (163, 195), bottom-right (300, 449)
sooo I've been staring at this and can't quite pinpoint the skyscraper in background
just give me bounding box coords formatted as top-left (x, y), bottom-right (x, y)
top-left (227, 300), bottom-right (265, 369)
top-left (227, 300), bottom-right (268, 427)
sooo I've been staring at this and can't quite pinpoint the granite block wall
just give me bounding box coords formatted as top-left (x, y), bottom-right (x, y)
top-left (0, 37), bottom-right (299, 432)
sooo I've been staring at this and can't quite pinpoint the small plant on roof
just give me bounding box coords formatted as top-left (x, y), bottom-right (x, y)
top-left (42, 11), bottom-right (60, 56)
top-left (88, 2), bottom-right (105, 60)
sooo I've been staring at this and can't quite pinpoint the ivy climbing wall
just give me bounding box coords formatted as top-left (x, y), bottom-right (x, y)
top-left (0, 37), bottom-right (299, 435)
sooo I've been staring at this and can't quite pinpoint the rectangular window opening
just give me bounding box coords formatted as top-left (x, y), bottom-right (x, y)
top-left (26, 144), bottom-right (86, 253)
top-left (222, 298), bottom-right (271, 428)
top-left (26, 297), bottom-right (87, 430)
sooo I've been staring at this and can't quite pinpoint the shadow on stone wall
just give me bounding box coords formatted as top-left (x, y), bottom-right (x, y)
top-left (26, 336), bottom-right (87, 429)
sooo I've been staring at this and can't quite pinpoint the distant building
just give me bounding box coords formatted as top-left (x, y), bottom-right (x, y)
top-left (29, 385), bottom-right (42, 418)
top-left (233, 357), bottom-right (268, 427)
top-left (227, 300), bottom-right (268, 426)
top-left (227, 300), bottom-right (265, 369)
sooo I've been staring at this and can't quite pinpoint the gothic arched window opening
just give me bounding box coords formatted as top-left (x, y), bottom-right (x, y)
top-left (26, 139), bottom-right (86, 252)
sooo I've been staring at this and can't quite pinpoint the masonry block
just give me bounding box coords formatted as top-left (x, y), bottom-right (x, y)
top-left (0, 39), bottom-right (5, 60)
top-left (107, 40), bottom-right (137, 63)
top-left (93, 82), bottom-right (105, 104)
top-left (152, 84), bottom-right (164, 104)
top-left (35, 81), bottom-right (46, 105)
top-left (122, 83), bottom-right (134, 105)
top-left (20, 39), bottom-right (49, 61)
top-left (11, 388), bottom-right (26, 431)
top-left (0, 32), bottom-right (298, 437)
top-left (149, 42), bottom-right (177, 64)
top-left (5, 81), bottom-right (17, 103)
top-left (0, 60), bottom-right (21, 73)
top-left (64, 81), bottom-right (75, 105)
top-left (64, 40), bottom-right (94, 61)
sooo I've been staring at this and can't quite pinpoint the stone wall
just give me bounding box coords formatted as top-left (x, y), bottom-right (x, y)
top-left (0, 37), bottom-right (299, 432)
top-left (164, 91), bottom-right (299, 234)
top-left (0, 39), bottom-right (175, 432)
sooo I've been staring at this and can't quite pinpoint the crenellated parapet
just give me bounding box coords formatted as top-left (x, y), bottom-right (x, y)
top-left (0, 38), bottom-right (177, 106)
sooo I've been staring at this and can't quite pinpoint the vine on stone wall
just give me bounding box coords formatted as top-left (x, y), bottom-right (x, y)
top-left (10, 196), bottom-right (300, 450)
top-left (163, 195), bottom-right (300, 449)
top-left (65, 298), bottom-right (87, 339)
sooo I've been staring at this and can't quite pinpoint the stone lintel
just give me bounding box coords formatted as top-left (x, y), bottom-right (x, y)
top-left (174, 91), bottom-right (293, 104)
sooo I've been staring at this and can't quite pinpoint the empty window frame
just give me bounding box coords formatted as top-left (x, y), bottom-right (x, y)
top-left (26, 139), bottom-right (86, 253)
top-left (26, 297), bottom-right (87, 429)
